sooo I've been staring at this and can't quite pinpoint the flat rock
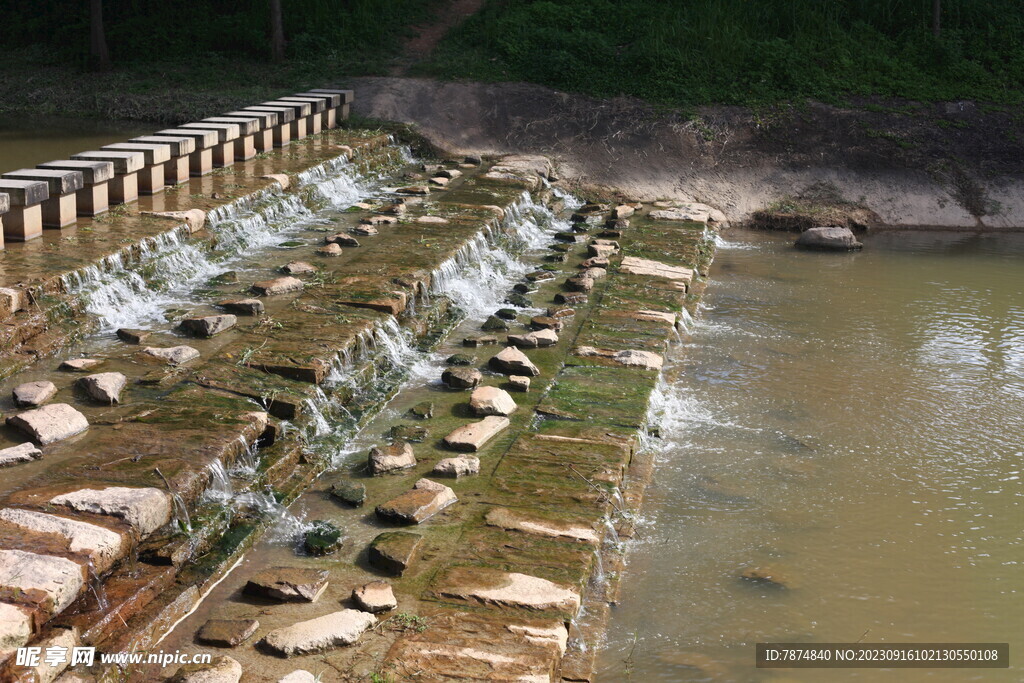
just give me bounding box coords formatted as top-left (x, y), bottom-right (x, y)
top-left (507, 328), bottom-right (558, 348)
top-left (325, 233), bottom-right (360, 247)
top-left (429, 176), bottom-right (449, 186)
top-left (329, 479), bottom-right (365, 507)
top-left (350, 224), bottom-right (378, 236)
top-left (587, 244), bottom-right (618, 258)
top-left (196, 619), bottom-right (260, 648)
top-left (433, 568), bottom-right (581, 614)
top-left (0, 442), bottom-right (42, 467)
top-left (529, 316), bottom-right (561, 331)
top-left (281, 261), bottom-right (316, 275)
top-left (484, 507), bottom-right (599, 544)
top-left (634, 309), bottom-right (677, 325)
top-left (7, 403), bottom-right (89, 445)
top-left (115, 328), bottom-right (151, 344)
top-left (389, 424), bottom-right (428, 442)
top-left (244, 567), bottom-right (329, 603)
top-left (50, 486), bottom-right (171, 535)
top-left (368, 531), bottom-right (422, 576)
top-left (612, 204), bottom-right (635, 219)
top-left (59, 358), bottom-right (102, 372)
top-left (76, 372), bottom-right (126, 404)
top-left (352, 580), bottom-right (397, 613)
top-left (170, 655), bottom-right (242, 683)
top-left (445, 353), bottom-right (476, 366)
top-left (796, 226), bottom-right (863, 251)
top-left (397, 185), bottom-right (430, 195)
top-left (252, 277), bottom-right (304, 296)
top-left (363, 214), bottom-right (398, 225)
top-left (546, 306), bottom-right (575, 319)
top-left (368, 441), bottom-right (417, 475)
top-left (141, 345), bottom-right (200, 365)
top-left (181, 314), bottom-right (237, 337)
top-left (375, 479), bottom-right (457, 524)
top-left (278, 672), bottom-right (316, 683)
top-left (489, 347), bottom-right (539, 376)
top-left (408, 401), bottom-right (433, 419)
top-left (564, 274), bottom-right (595, 293)
top-left (0, 548), bottom-right (85, 615)
top-left (218, 298), bottom-right (264, 316)
top-left (613, 349), bottom-right (664, 370)
top-left (317, 243), bottom-right (343, 256)
top-left (554, 292), bottom-right (587, 305)
top-left (261, 609), bottom-right (375, 657)
top-left (580, 256), bottom-right (610, 268)
top-left (442, 367), bottom-right (482, 390)
top-left (469, 386), bottom-right (517, 417)
top-left (508, 375), bottom-right (530, 392)
top-left (432, 455), bottom-right (480, 478)
top-left (415, 215), bottom-right (448, 224)
top-left (12, 381), bottom-right (57, 408)
top-left (620, 256), bottom-right (693, 283)
top-left (0, 508), bottom-right (126, 572)
top-left (443, 416), bottom-right (510, 452)
top-left (0, 602), bottom-right (34, 658)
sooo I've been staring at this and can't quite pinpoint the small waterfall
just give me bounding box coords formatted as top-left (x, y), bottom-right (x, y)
top-left (232, 491), bottom-right (309, 543)
top-left (170, 491), bottom-right (192, 534)
top-left (203, 460), bottom-right (234, 503)
top-left (590, 549), bottom-right (606, 588)
top-left (303, 389), bottom-right (333, 440)
top-left (603, 516), bottom-right (622, 549)
top-left (232, 435), bottom-right (260, 475)
top-left (86, 561), bottom-right (110, 612)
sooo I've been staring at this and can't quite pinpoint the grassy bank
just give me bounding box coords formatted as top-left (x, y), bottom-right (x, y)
top-left (421, 0), bottom-right (1024, 107)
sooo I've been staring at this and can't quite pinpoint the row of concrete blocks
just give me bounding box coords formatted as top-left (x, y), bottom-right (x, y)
top-left (0, 89), bottom-right (353, 248)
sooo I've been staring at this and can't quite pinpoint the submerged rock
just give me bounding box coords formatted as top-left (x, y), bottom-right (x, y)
top-left (260, 609), bottom-right (375, 657)
top-left (77, 371), bottom-right (127, 404)
top-left (445, 353), bottom-right (476, 366)
top-left (432, 455), bottom-right (480, 478)
top-left (304, 520), bottom-right (344, 556)
top-left (170, 655), bottom-right (242, 683)
top-left (408, 401), bottom-right (434, 420)
top-left (244, 567), bottom-right (329, 602)
top-left (369, 531), bottom-right (423, 576)
top-left (795, 226), bottom-right (863, 251)
top-left (12, 380), bottom-right (57, 408)
top-left (739, 565), bottom-right (791, 589)
top-left (141, 345), bottom-right (201, 365)
top-left (7, 403), bottom-right (89, 445)
top-left (329, 479), bottom-right (365, 507)
top-left (389, 424), bottom-right (428, 443)
top-left (59, 358), bottom-right (103, 372)
top-left (375, 478), bottom-right (458, 524)
top-left (368, 441), bottom-right (417, 474)
top-left (469, 386), bottom-right (518, 416)
top-left (495, 308), bottom-right (518, 321)
top-left (196, 619), bottom-right (260, 648)
top-left (352, 580), bottom-right (397, 613)
top-left (0, 442), bottom-right (42, 467)
top-left (443, 416), bottom-right (510, 452)
top-left (489, 347), bottom-right (540, 376)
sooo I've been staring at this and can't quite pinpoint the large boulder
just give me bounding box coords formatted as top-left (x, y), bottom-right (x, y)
top-left (795, 226), bottom-right (863, 251)
top-left (7, 403), bottom-right (89, 445)
top-left (77, 371), bottom-right (127, 404)
top-left (260, 609), bottom-right (375, 657)
top-left (469, 387), bottom-right (517, 417)
top-left (368, 442), bottom-right (417, 475)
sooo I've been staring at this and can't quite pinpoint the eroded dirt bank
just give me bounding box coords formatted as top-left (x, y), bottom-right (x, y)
top-left (350, 76), bottom-right (1024, 230)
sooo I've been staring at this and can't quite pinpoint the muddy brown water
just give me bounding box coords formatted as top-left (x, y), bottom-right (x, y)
top-left (597, 229), bottom-right (1024, 681)
top-left (0, 116), bottom-right (151, 173)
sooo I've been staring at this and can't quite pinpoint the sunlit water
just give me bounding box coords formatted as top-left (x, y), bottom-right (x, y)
top-left (598, 229), bottom-right (1024, 682)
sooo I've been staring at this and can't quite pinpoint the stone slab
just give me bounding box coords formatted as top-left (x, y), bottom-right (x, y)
top-left (443, 416), bottom-right (510, 452)
top-left (180, 122), bottom-right (240, 142)
top-left (6, 403), bottom-right (89, 445)
top-left (260, 609), bottom-right (375, 657)
top-left (13, 380), bottom-right (57, 408)
top-left (49, 487), bottom-right (171, 535)
top-left (0, 179), bottom-right (48, 206)
top-left (2, 169), bottom-right (83, 195)
top-left (375, 479), bottom-right (457, 524)
top-left (70, 150), bottom-right (144, 175)
top-left (0, 442), bottom-right (42, 467)
top-left (0, 508), bottom-right (126, 573)
top-left (430, 567), bottom-right (581, 616)
top-left (130, 135), bottom-right (197, 157)
top-left (196, 618), bottom-right (259, 647)
top-left (243, 567), bottom-right (329, 603)
top-left (102, 143), bottom-right (171, 165)
top-left (37, 160), bottom-right (114, 184)
top-left (0, 548), bottom-right (85, 615)
top-left (202, 116), bottom-right (260, 136)
top-left (156, 129), bottom-right (220, 149)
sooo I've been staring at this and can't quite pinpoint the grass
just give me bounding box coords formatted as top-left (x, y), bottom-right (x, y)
top-left (421, 0), bottom-right (1024, 107)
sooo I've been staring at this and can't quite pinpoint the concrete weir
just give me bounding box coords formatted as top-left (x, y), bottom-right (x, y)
top-left (0, 91), bottom-right (715, 682)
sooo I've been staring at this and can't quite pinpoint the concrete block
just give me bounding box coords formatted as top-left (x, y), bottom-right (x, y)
top-left (102, 142), bottom-right (170, 165)
top-left (266, 100), bottom-right (312, 117)
top-left (180, 122), bottom-right (239, 142)
top-left (244, 105), bottom-right (295, 123)
top-left (255, 128), bottom-right (274, 152)
top-left (3, 169), bottom-right (83, 228)
top-left (0, 191), bottom-right (7, 215)
top-left (273, 124), bottom-right (291, 148)
top-left (71, 150), bottom-right (144, 175)
top-left (137, 165), bottom-right (165, 195)
top-left (307, 114), bottom-right (322, 135)
top-left (203, 116), bottom-right (259, 136)
top-left (190, 149), bottom-right (214, 177)
top-left (157, 128), bottom-right (219, 150)
top-left (233, 135), bottom-right (256, 160)
top-left (108, 173), bottom-right (139, 204)
top-left (213, 142), bottom-right (235, 168)
top-left (307, 88), bottom-right (354, 104)
top-left (338, 103), bottom-right (350, 121)
top-left (224, 109), bottom-right (278, 129)
top-left (290, 117), bottom-right (308, 140)
top-left (131, 135), bottom-right (196, 157)
top-left (0, 179), bottom-right (48, 241)
top-left (295, 91), bottom-right (342, 107)
top-left (279, 96), bottom-right (327, 113)
top-left (0, 179), bottom-right (49, 206)
top-left (165, 156), bottom-right (190, 184)
top-left (38, 160), bottom-right (114, 215)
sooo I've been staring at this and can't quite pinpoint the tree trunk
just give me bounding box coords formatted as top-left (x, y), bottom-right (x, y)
top-left (90, 0), bottom-right (112, 71)
top-left (932, 0), bottom-right (941, 38)
top-left (270, 0), bottom-right (286, 62)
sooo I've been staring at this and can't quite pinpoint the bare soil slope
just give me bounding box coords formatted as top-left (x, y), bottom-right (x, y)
top-left (350, 76), bottom-right (1024, 229)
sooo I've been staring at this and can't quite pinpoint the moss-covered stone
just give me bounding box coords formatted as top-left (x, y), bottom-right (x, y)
top-left (304, 520), bottom-right (344, 556)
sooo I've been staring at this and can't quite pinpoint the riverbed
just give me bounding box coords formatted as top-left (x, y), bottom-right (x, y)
top-left (597, 229), bottom-right (1024, 681)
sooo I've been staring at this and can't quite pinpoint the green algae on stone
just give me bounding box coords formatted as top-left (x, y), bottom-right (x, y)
top-left (304, 519), bottom-right (344, 556)
top-left (369, 531), bottom-right (423, 576)
top-left (389, 424), bottom-right (429, 442)
top-left (329, 480), bottom-right (366, 507)
top-left (408, 401), bottom-right (434, 420)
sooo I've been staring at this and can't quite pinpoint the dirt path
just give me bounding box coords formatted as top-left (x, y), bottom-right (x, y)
top-left (389, 0), bottom-right (485, 76)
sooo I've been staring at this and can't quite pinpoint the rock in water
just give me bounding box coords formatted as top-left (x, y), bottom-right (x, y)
top-left (49, 486), bottom-right (171, 534)
top-left (304, 520), bottom-right (344, 556)
top-left (375, 479), bottom-right (458, 524)
top-left (795, 226), bottom-right (863, 251)
top-left (7, 403), bottom-right (89, 445)
top-left (59, 358), bottom-right (103, 372)
top-left (442, 416), bottom-right (510, 452)
top-left (141, 345), bottom-right (201, 365)
top-left (77, 372), bottom-right (127, 404)
top-left (260, 609), bottom-right (375, 657)
top-left (116, 328), bottom-right (151, 344)
top-left (442, 367), bottom-right (482, 389)
top-left (489, 347), bottom-right (540, 376)
top-left (329, 479), bottom-right (365, 507)
top-left (251, 276), bottom-right (304, 296)
top-left (368, 531), bottom-right (423, 576)
top-left (469, 386), bottom-right (517, 416)
top-left (739, 565), bottom-right (791, 588)
top-left (352, 581), bottom-right (397, 613)
top-left (508, 375), bottom-right (531, 392)
top-left (196, 619), bottom-right (260, 647)
top-left (408, 401), bottom-right (434, 419)
top-left (0, 443), bottom-right (42, 467)
top-left (181, 314), bottom-right (237, 337)
top-left (243, 567), bottom-right (329, 602)
top-left (12, 381), bottom-right (57, 408)
top-left (218, 298), bottom-right (264, 316)
top-left (368, 441), bottom-right (417, 474)
top-left (432, 455), bottom-right (480, 478)
top-left (169, 655), bottom-right (242, 683)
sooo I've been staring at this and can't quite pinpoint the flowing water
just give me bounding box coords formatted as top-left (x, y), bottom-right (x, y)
top-left (598, 229), bottom-right (1024, 682)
